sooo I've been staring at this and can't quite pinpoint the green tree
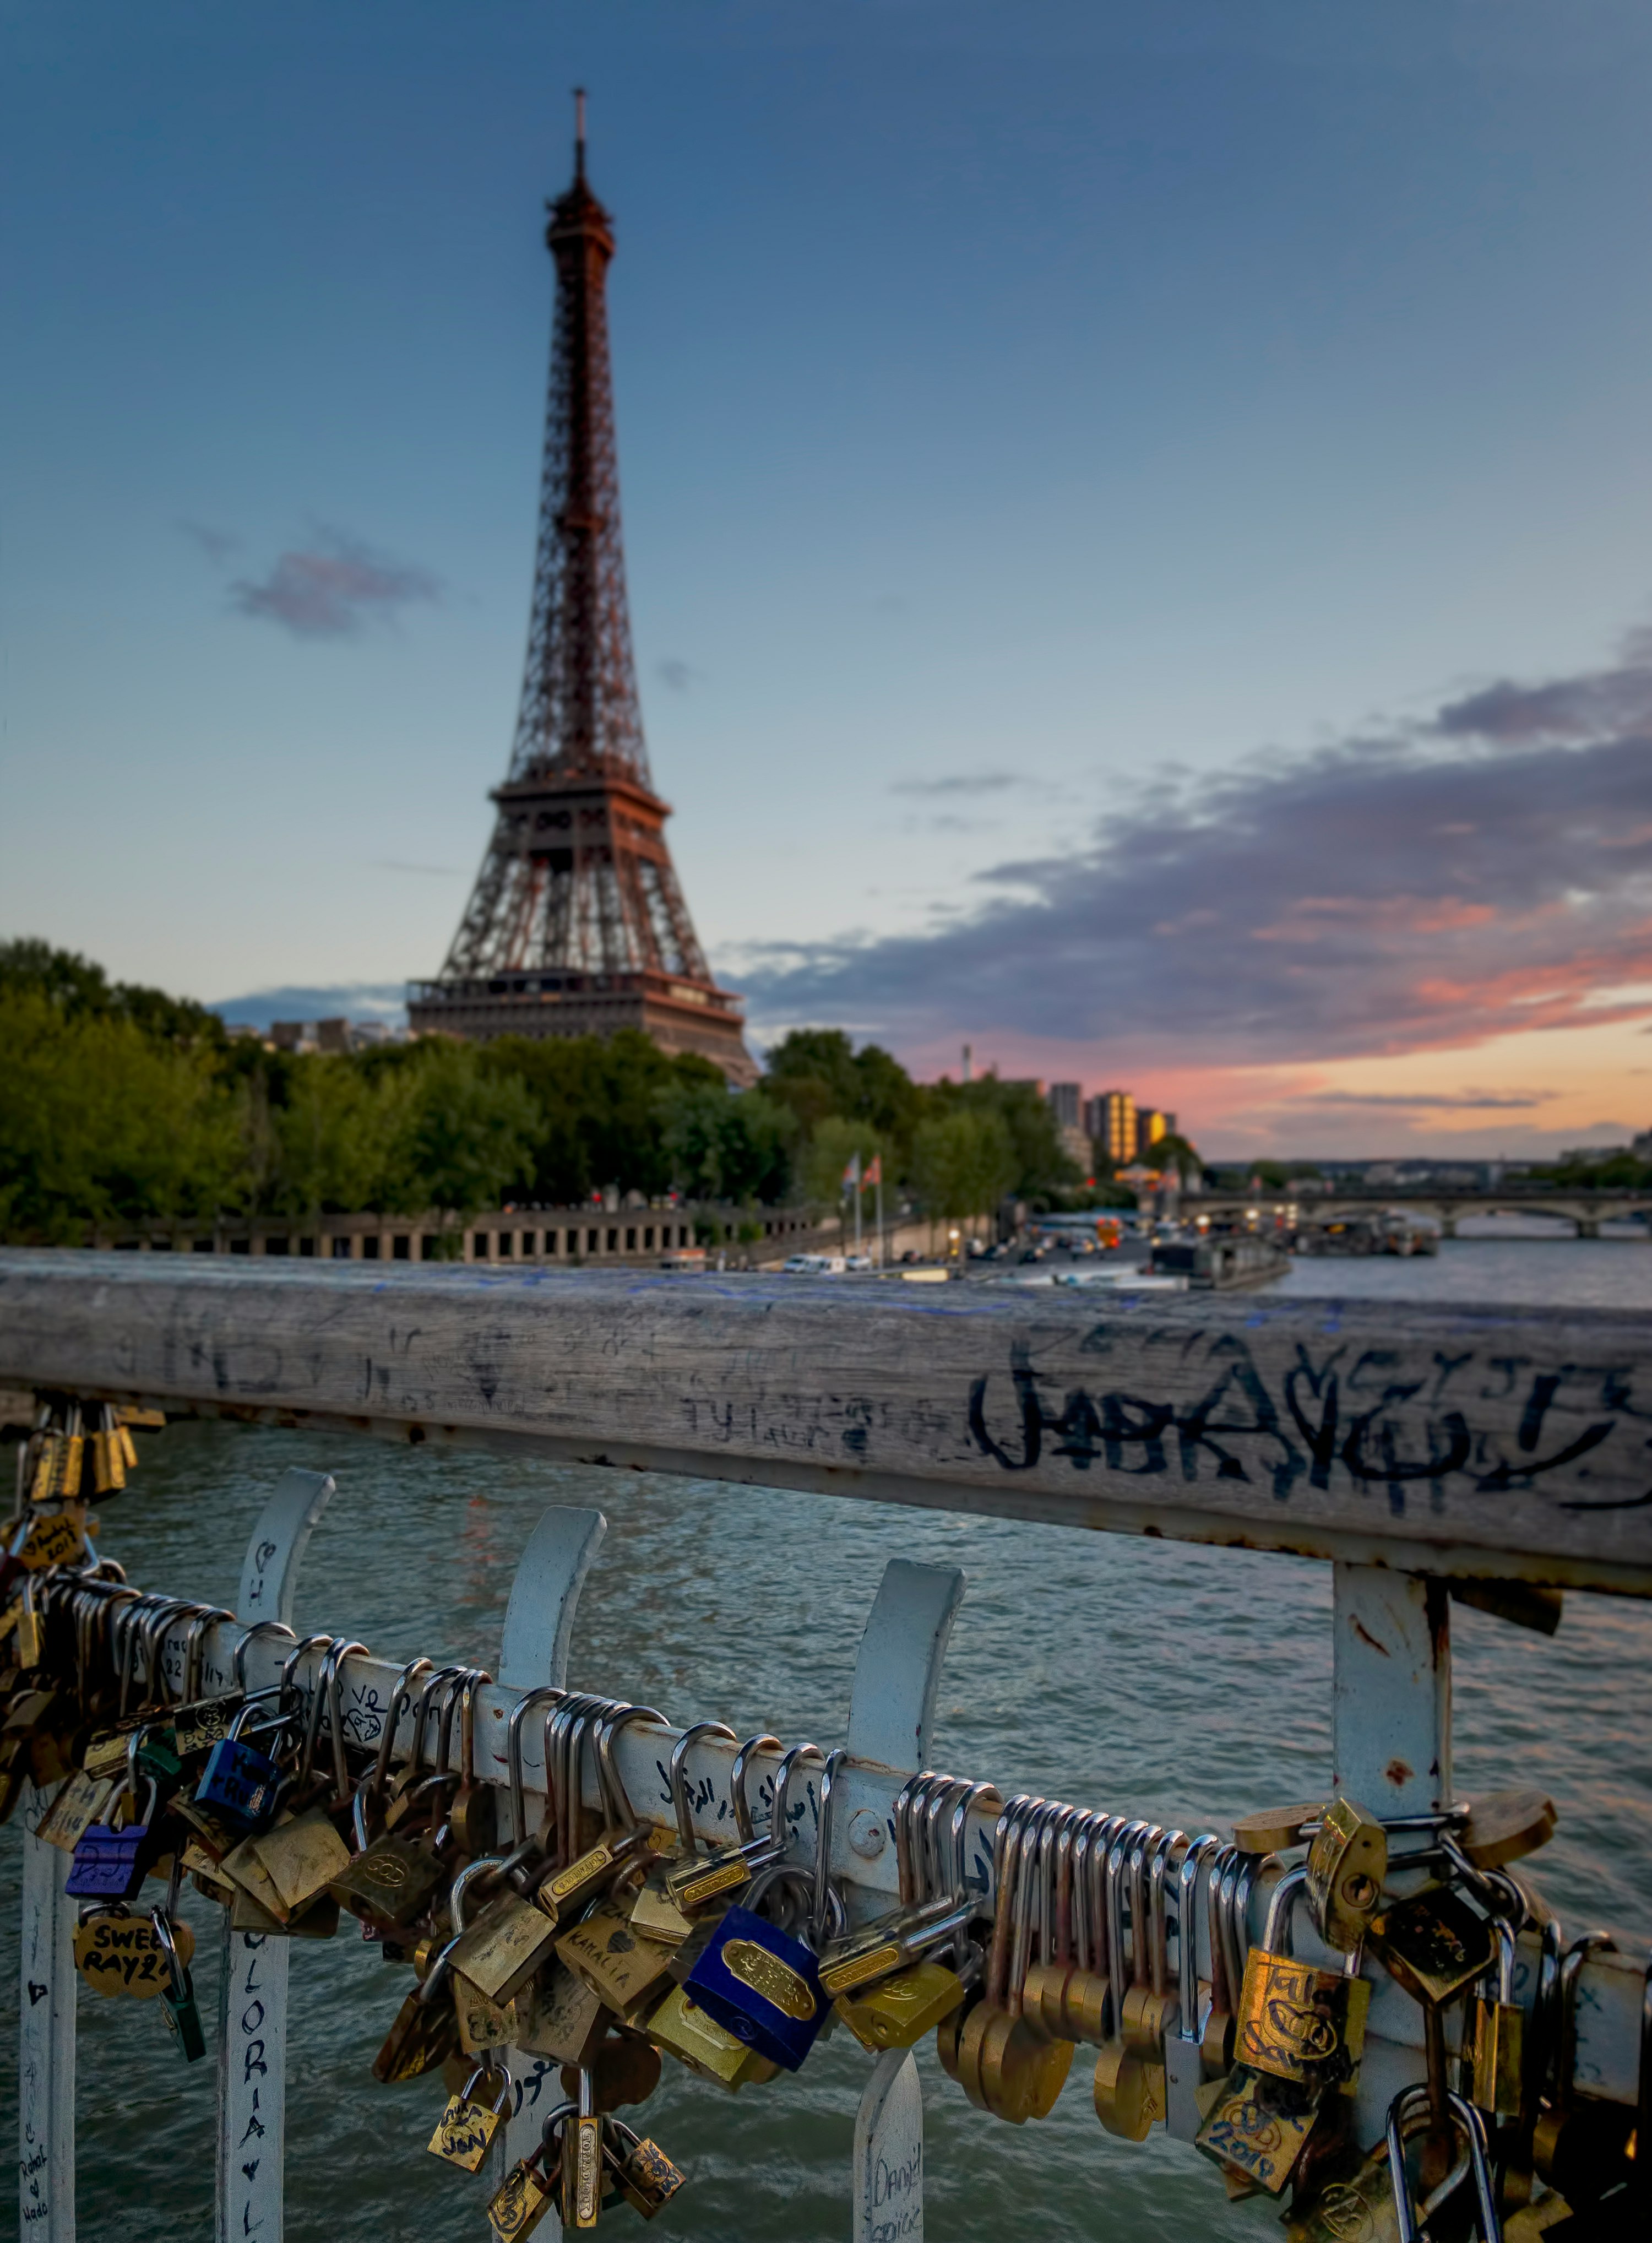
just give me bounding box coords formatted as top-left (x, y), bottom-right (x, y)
top-left (0, 991), bottom-right (240, 1241)
top-left (910, 1108), bottom-right (1016, 1221)
top-left (659, 1083), bottom-right (791, 1204)
top-left (385, 1044), bottom-right (540, 1235)
top-left (0, 937), bottom-right (226, 1051)
top-left (926, 1075), bottom-right (1076, 1196)
top-left (764, 1029), bottom-right (922, 1165)
top-left (477, 1031), bottom-right (724, 1203)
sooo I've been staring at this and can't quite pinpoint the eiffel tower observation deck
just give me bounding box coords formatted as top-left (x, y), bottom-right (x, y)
top-left (410, 100), bottom-right (756, 1086)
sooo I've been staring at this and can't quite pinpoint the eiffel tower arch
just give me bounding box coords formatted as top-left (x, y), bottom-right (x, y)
top-left (410, 100), bottom-right (756, 1087)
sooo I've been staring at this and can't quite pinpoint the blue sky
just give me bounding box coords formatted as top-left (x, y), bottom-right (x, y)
top-left (6, 1), bottom-right (1652, 1152)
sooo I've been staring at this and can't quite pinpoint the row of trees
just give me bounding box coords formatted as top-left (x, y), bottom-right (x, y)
top-left (0, 942), bottom-right (1082, 1242)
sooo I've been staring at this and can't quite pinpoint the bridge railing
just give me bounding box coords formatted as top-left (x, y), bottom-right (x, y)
top-left (2, 1252), bottom-right (1650, 2240)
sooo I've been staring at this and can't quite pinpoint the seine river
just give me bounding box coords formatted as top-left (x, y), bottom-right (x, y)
top-left (3, 1236), bottom-right (1649, 2241)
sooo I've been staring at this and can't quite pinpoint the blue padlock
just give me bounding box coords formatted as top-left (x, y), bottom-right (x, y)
top-left (194, 1701), bottom-right (284, 1833)
top-left (681, 1745), bottom-right (845, 2072)
top-left (66, 1774), bottom-right (160, 1902)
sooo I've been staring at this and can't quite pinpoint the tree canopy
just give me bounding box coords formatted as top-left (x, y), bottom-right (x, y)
top-left (0, 942), bottom-right (1094, 1240)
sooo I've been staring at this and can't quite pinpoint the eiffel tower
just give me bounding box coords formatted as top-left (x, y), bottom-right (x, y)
top-left (410, 99), bottom-right (756, 1085)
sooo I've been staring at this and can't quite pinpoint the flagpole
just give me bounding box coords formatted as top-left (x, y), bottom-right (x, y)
top-left (876, 1168), bottom-right (884, 1266)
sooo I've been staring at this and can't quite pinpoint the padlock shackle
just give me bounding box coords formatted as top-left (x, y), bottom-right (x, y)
top-left (670, 1720), bottom-right (737, 1853)
top-left (1262, 1862), bottom-right (1308, 1957)
top-left (730, 1731), bottom-right (784, 1847)
top-left (1384, 2084), bottom-right (1498, 2243)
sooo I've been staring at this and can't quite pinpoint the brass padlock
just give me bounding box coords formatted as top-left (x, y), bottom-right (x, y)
top-left (602, 2120), bottom-right (687, 2219)
top-left (1093, 1821), bottom-right (1174, 2141)
top-left (836, 1957), bottom-right (969, 2051)
top-left (1459, 1790), bottom-right (1558, 1871)
top-left (1304, 1796), bottom-right (1386, 1953)
top-left (644, 1981), bottom-right (779, 2092)
top-left (239, 1809), bottom-right (352, 1923)
top-left (959, 1799), bottom-right (1074, 2124)
top-left (1367, 1884), bottom-right (1493, 2009)
top-left (1467, 1912), bottom-right (1524, 2120)
top-left (487, 2108), bottom-right (570, 2243)
top-left (426, 2061), bottom-right (512, 2171)
top-left (372, 1984), bottom-right (462, 2082)
top-left (1232, 1801), bottom-right (1322, 1856)
top-left (452, 1968), bottom-right (517, 2056)
top-left (556, 1900), bottom-right (677, 2019)
top-left (1236, 1865), bottom-right (1370, 2097)
top-left (517, 1962), bottom-right (608, 2067)
top-left (1194, 2063), bottom-right (1319, 2196)
top-left (561, 2073), bottom-right (605, 2231)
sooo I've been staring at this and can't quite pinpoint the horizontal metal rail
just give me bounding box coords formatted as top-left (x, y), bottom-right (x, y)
top-left (4, 1252), bottom-right (1652, 1591)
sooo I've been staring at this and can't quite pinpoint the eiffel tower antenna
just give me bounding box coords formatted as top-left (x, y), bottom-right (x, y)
top-left (410, 111), bottom-right (755, 1085)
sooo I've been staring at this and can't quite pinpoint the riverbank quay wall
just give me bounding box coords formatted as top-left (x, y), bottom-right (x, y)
top-left (1, 1252), bottom-right (1649, 1595)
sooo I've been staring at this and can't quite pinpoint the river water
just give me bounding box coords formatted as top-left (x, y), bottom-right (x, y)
top-left (3, 1238), bottom-right (1650, 2241)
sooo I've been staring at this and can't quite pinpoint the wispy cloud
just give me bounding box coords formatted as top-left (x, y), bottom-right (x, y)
top-left (178, 519), bottom-right (241, 569)
top-left (230, 528), bottom-right (441, 639)
top-left (890, 772), bottom-right (1021, 798)
top-left (740, 627), bottom-right (1652, 1067)
top-left (655, 657), bottom-right (699, 692)
top-left (1302, 1090), bottom-right (1552, 1111)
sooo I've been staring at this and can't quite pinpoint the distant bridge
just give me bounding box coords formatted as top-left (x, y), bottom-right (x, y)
top-left (1195, 1183), bottom-right (1652, 1239)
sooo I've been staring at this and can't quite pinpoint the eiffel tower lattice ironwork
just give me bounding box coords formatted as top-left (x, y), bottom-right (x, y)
top-left (410, 100), bottom-right (755, 1085)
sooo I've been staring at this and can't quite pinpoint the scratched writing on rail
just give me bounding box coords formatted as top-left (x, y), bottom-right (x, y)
top-left (966, 1338), bottom-right (1650, 1513)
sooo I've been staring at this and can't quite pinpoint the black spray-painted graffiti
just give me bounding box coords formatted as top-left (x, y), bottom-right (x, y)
top-left (967, 1335), bottom-right (1651, 1515)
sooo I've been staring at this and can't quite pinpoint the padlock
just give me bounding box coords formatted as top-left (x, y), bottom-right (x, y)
top-left (1305, 1795), bottom-right (1387, 1953)
top-left (1094, 1821), bottom-right (1173, 2140)
top-left (1368, 1884), bottom-right (1495, 2009)
top-left (35, 1769), bottom-right (118, 1857)
top-left (1235, 1863), bottom-right (1370, 2097)
top-left (517, 1962), bottom-right (609, 2067)
top-left (1532, 1929), bottom-right (1617, 2184)
top-left (659, 1725), bottom-right (784, 1915)
top-left (561, 2069), bottom-right (606, 2232)
top-left (959, 1797), bottom-right (1074, 2124)
top-left (556, 1899), bottom-right (678, 2021)
top-left (151, 1909), bottom-right (206, 2063)
top-left (1459, 1790), bottom-right (1558, 1871)
top-left (1467, 1908), bottom-right (1524, 2121)
top-left (818, 1890), bottom-right (975, 2001)
top-left (643, 1981), bottom-right (780, 2092)
top-left (66, 1772), bottom-right (160, 1902)
top-left (1385, 2083), bottom-right (1502, 2243)
top-left (680, 1743), bottom-right (839, 2072)
top-left (15, 1577), bottom-right (44, 1672)
top-left (72, 1908), bottom-right (195, 1998)
top-left (558, 2028), bottom-right (662, 2114)
top-left (373, 1931), bottom-right (466, 2083)
top-left (1232, 1801), bottom-right (1323, 1855)
top-left (1164, 1832), bottom-right (1225, 2139)
top-left (488, 2101), bottom-right (575, 2243)
top-left (236, 1807), bottom-right (352, 1922)
top-left (426, 2060), bottom-right (513, 2171)
top-left (1194, 2061), bottom-right (1320, 2195)
top-left (194, 1698), bottom-right (284, 1833)
top-left (602, 2120), bottom-right (687, 2219)
top-left (449, 1877), bottom-right (562, 2008)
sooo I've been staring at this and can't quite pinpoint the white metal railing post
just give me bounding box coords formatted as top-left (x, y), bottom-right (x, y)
top-left (1330, 1562), bottom-right (1453, 2142)
top-left (215, 1466), bottom-right (336, 2243)
top-left (19, 1777), bottom-right (77, 2242)
top-left (497, 1506), bottom-right (608, 2204)
top-left (844, 1558), bottom-right (965, 2243)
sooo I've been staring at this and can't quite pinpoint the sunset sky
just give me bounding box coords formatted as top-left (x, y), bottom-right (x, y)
top-left (6, 1), bottom-right (1652, 1155)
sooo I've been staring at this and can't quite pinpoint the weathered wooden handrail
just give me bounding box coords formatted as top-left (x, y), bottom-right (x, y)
top-left (3, 1252), bottom-right (1652, 1592)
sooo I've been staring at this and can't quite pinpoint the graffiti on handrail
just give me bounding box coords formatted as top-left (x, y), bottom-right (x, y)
top-left (968, 1336), bottom-right (1651, 1514)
